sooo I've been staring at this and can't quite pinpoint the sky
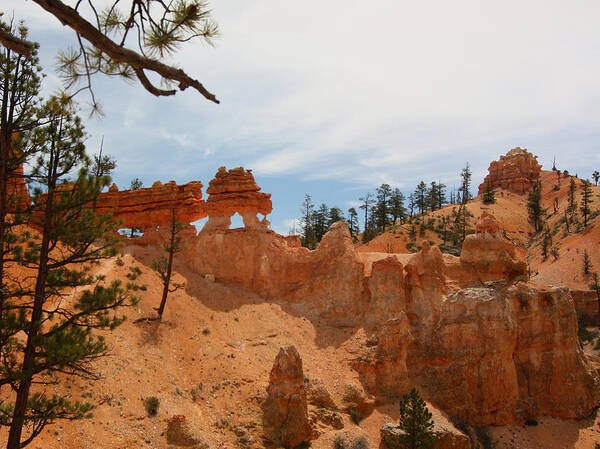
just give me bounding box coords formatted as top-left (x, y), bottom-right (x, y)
top-left (4, 0), bottom-right (600, 234)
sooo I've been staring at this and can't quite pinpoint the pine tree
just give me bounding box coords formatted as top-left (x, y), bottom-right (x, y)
top-left (593, 170), bottom-right (599, 186)
top-left (130, 177), bottom-right (143, 191)
top-left (584, 249), bottom-right (592, 275)
top-left (590, 272), bottom-right (600, 311)
top-left (151, 208), bottom-right (185, 320)
top-left (414, 181), bottom-right (428, 216)
top-left (435, 182), bottom-right (446, 209)
top-left (408, 192), bottom-right (417, 221)
top-left (359, 192), bottom-right (374, 243)
top-left (299, 194), bottom-right (316, 249)
top-left (384, 387), bottom-right (436, 449)
top-left (527, 179), bottom-right (544, 233)
top-left (459, 163), bottom-right (472, 204)
top-left (128, 177), bottom-right (144, 237)
top-left (2, 98), bottom-right (138, 448)
top-left (541, 226), bottom-right (552, 260)
top-left (313, 203), bottom-right (330, 241)
top-left (389, 188), bottom-right (406, 226)
top-left (580, 179), bottom-right (593, 227)
top-left (567, 177), bottom-right (577, 216)
top-left (374, 183), bottom-right (392, 233)
top-left (482, 182), bottom-right (496, 205)
top-left (0, 20), bottom-right (43, 332)
top-left (347, 207), bottom-right (359, 241)
top-left (327, 207), bottom-right (345, 227)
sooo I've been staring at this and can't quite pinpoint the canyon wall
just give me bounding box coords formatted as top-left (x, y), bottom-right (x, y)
top-left (184, 212), bottom-right (599, 426)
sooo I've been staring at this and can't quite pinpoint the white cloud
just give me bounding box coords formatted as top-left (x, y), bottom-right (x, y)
top-left (6, 0), bottom-right (600, 227)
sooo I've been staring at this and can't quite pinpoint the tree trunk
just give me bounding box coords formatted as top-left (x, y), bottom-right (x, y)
top-left (7, 184), bottom-right (54, 449)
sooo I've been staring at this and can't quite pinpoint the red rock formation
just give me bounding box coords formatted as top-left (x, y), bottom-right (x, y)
top-left (262, 345), bottom-right (312, 448)
top-left (459, 212), bottom-right (527, 284)
top-left (185, 214), bottom-right (599, 426)
top-left (204, 166), bottom-right (272, 231)
top-left (93, 180), bottom-right (206, 230)
top-left (478, 147), bottom-right (542, 195)
top-left (6, 163), bottom-right (30, 210)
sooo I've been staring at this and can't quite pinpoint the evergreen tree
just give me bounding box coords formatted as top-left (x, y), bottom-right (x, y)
top-left (0, 20), bottom-right (43, 329)
top-left (414, 181), bottom-right (428, 215)
top-left (328, 207), bottom-right (345, 227)
top-left (590, 272), bottom-right (600, 311)
top-left (541, 226), bottom-right (552, 260)
top-left (313, 203), bottom-right (330, 241)
top-left (567, 177), bottom-right (577, 216)
top-left (435, 182), bottom-right (446, 209)
top-left (130, 177), bottom-right (143, 191)
top-left (527, 179), bottom-right (544, 233)
top-left (593, 170), bottom-right (599, 186)
top-left (151, 208), bottom-right (185, 320)
top-left (408, 192), bottom-right (417, 221)
top-left (389, 188), bottom-right (406, 225)
top-left (359, 192), bottom-right (374, 243)
top-left (584, 249), bottom-right (592, 275)
top-left (580, 179), bottom-right (593, 227)
top-left (482, 182), bottom-right (496, 205)
top-left (374, 183), bottom-right (392, 233)
top-left (127, 177), bottom-right (144, 237)
top-left (299, 194), bottom-right (316, 249)
top-left (347, 207), bottom-right (359, 241)
top-left (459, 163), bottom-right (472, 204)
top-left (383, 387), bottom-right (436, 449)
top-left (426, 182), bottom-right (438, 212)
top-left (2, 98), bottom-right (138, 448)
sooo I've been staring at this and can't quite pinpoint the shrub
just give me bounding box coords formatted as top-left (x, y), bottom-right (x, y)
top-left (144, 396), bottom-right (160, 417)
top-left (578, 327), bottom-right (598, 345)
top-left (349, 407), bottom-right (362, 424)
top-left (127, 266), bottom-right (142, 280)
top-left (475, 427), bottom-right (494, 449)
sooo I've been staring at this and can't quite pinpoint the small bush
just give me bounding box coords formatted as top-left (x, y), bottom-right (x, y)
top-left (348, 407), bottom-right (362, 424)
top-left (475, 427), bottom-right (494, 449)
top-left (334, 435), bottom-right (369, 449)
top-left (524, 419), bottom-right (538, 426)
top-left (127, 266), bottom-right (142, 280)
top-left (115, 257), bottom-right (124, 267)
top-left (578, 327), bottom-right (598, 345)
top-left (144, 396), bottom-right (159, 417)
top-left (202, 327), bottom-right (210, 335)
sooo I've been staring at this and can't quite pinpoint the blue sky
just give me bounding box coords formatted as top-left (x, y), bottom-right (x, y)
top-left (5, 0), bottom-right (600, 233)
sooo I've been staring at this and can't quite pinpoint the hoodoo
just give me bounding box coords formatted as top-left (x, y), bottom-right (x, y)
top-left (478, 147), bottom-right (542, 195)
top-left (204, 166), bottom-right (272, 231)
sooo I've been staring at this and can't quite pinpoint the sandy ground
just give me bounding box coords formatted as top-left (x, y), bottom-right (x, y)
top-left (0, 240), bottom-right (598, 449)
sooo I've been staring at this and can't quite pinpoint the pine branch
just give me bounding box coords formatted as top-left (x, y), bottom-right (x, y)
top-left (0, 28), bottom-right (34, 57)
top-left (32, 0), bottom-right (219, 103)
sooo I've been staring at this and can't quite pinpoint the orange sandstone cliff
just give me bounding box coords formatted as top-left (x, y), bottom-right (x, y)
top-left (183, 209), bottom-right (599, 426)
top-left (478, 147), bottom-right (542, 195)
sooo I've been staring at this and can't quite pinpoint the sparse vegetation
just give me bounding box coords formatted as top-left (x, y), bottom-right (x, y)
top-left (385, 387), bottom-right (436, 449)
top-left (144, 397), bottom-right (160, 417)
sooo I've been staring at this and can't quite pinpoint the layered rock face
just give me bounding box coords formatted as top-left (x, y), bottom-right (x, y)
top-left (204, 166), bottom-right (272, 231)
top-left (458, 212), bottom-right (527, 284)
top-left (94, 180), bottom-right (206, 231)
top-left (478, 147), bottom-right (542, 195)
top-left (7, 164), bottom-right (30, 210)
top-left (262, 346), bottom-right (312, 448)
top-left (185, 212), bottom-right (599, 426)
